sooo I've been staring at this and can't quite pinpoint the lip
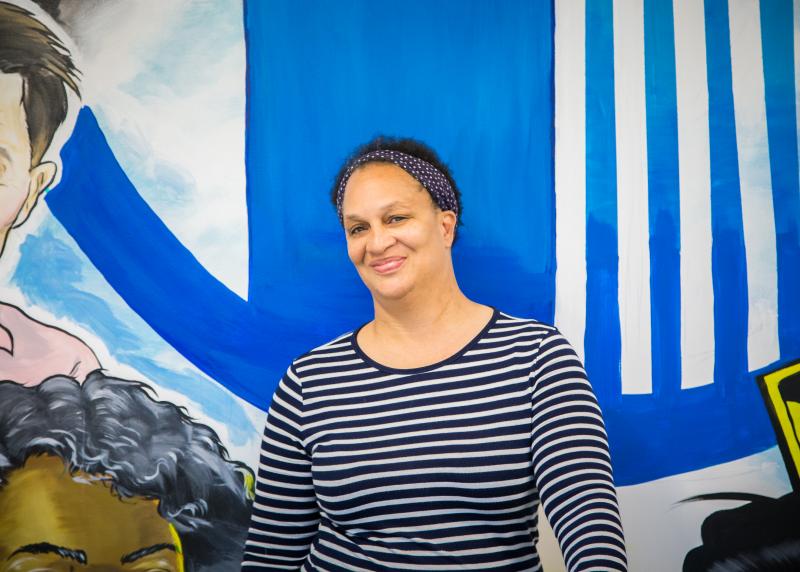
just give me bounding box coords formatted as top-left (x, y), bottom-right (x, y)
top-left (370, 256), bottom-right (405, 275)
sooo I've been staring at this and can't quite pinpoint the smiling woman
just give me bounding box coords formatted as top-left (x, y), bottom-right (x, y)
top-left (242, 137), bottom-right (628, 571)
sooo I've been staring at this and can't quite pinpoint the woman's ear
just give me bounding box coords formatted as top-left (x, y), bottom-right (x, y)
top-left (440, 210), bottom-right (457, 248)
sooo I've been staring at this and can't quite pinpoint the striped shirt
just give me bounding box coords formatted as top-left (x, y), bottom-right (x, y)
top-left (243, 310), bottom-right (627, 571)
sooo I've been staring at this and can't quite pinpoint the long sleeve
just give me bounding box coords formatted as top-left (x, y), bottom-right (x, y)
top-left (242, 367), bottom-right (320, 570)
top-left (530, 331), bottom-right (628, 571)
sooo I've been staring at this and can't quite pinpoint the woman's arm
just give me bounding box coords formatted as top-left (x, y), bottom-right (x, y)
top-left (530, 330), bottom-right (628, 571)
top-left (242, 367), bottom-right (320, 570)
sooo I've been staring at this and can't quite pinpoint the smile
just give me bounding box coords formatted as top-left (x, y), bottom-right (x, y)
top-left (370, 257), bottom-right (405, 275)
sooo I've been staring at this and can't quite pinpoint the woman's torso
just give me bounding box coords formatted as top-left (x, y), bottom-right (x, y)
top-left (295, 310), bottom-right (551, 571)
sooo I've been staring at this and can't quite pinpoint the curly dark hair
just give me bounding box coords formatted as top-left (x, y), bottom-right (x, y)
top-left (0, 372), bottom-right (254, 572)
top-left (0, 1), bottom-right (80, 164)
top-left (330, 136), bottom-right (463, 242)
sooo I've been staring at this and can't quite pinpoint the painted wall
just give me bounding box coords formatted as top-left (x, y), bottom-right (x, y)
top-left (0, 0), bottom-right (797, 570)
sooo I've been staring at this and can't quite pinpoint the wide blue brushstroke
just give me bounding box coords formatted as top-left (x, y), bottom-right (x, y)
top-left (46, 109), bottom-right (325, 409)
top-left (760, 0), bottom-right (800, 359)
top-left (644, 0), bottom-right (681, 396)
top-left (704, 0), bottom-right (750, 390)
top-left (244, 0), bottom-right (556, 324)
top-left (584, 0), bottom-right (622, 410)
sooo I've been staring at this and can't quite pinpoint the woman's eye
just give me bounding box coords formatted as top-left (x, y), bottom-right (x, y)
top-left (388, 215), bottom-right (406, 223)
top-left (349, 225), bottom-right (365, 236)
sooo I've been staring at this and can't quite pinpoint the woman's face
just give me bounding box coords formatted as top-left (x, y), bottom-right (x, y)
top-left (341, 162), bottom-right (456, 302)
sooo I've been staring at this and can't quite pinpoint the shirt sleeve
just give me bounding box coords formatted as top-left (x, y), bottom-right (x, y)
top-left (529, 330), bottom-right (628, 571)
top-left (242, 366), bottom-right (320, 570)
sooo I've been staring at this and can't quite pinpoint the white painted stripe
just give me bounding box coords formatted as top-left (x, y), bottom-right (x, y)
top-left (673, 0), bottom-right (715, 388)
top-left (554, 0), bottom-right (587, 361)
top-left (613, 0), bottom-right (653, 394)
top-left (728, 0), bottom-right (781, 370)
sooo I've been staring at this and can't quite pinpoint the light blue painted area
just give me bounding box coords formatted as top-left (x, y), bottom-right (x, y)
top-left (11, 218), bottom-right (256, 447)
top-left (92, 0), bottom-right (244, 216)
top-left (121, 0), bottom-right (244, 101)
top-left (91, 107), bottom-right (198, 212)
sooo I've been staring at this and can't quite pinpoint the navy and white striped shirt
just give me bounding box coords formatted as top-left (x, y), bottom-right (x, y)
top-left (243, 310), bottom-right (627, 571)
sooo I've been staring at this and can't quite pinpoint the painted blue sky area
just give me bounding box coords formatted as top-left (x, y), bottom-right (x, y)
top-left (120, 0), bottom-right (244, 102)
top-left (11, 218), bottom-right (256, 447)
top-left (93, 106), bottom-right (198, 211)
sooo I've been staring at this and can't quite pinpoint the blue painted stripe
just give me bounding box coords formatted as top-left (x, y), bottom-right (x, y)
top-left (760, 0), bottom-right (800, 359)
top-left (584, 0), bottom-right (621, 408)
top-left (644, 0), bottom-right (682, 395)
top-left (704, 0), bottom-right (750, 387)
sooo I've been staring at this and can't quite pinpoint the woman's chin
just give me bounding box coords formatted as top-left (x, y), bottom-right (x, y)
top-left (369, 281), bottom-right (414, 303)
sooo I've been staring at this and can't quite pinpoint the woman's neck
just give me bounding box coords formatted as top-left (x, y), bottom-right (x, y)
top-left (372, 284), bottom-right (470, 338)
top-left (359, 282), bottom-right (493, 369)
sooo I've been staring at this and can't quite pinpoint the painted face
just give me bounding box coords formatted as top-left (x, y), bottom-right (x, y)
top-left (0, 455), bottom-right (185, 572)
top-left (0, 72), bottom-right (55, 256)
top-left (341, 162), bottom-right (456, 301)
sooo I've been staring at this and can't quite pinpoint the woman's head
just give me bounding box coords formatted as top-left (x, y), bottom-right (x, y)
top-left (331, 137), bottom-right (462, 237)
top-left (331, 137), bottom-right (463, 303)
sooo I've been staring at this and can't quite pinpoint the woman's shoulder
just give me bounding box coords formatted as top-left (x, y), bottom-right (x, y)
top-left (493, 309), bottom-right (560, 336)
top-left (490, 310), bottom-right (580, 353)
top-left (286, 329), bottom-right (357, 374)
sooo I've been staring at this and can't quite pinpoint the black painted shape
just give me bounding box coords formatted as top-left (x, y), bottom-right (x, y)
top-left (683, 492), bottom-right (800, 571)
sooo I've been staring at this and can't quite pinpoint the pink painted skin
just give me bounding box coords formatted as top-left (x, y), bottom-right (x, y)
top-left (0, 302), bottom-right (100, 386)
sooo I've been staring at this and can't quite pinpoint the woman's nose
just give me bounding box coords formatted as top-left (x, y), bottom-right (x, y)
top-left (366, 224), bottom-right (395, 253)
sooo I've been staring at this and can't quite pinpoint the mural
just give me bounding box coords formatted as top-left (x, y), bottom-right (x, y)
top-left (0, 2), bottom-right (256, 570)
top-left (0, 0), bottom-right (797, 570)
top-left (0, 374), bottom-right (253, 571)
top-left (682, 361), bottom-right (800, 570)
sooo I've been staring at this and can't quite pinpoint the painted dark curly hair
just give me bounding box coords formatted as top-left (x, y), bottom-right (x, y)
top-left (0, 372), bottom-right (254, 572)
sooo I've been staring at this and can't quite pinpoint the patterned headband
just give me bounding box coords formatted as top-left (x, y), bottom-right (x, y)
top-left (336, 149), bottom-right (458, 223)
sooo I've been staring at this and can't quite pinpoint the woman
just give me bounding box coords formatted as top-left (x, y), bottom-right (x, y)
top-left (242, 138), bottom-right (628, 571)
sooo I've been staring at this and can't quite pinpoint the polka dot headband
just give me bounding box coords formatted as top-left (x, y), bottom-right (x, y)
top-left (336, 149), bottom-right (459, 223)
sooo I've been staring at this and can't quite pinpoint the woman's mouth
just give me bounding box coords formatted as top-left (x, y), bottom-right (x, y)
top-left (370, 257), bottom-right (405, 274)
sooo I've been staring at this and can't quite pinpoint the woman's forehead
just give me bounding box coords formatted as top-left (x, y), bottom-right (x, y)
top-left (342, 170), bottom-right (433, 217)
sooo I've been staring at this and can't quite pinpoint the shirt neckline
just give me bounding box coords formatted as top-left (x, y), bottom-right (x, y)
top-left (351, 307), bottom-right (500, 374)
